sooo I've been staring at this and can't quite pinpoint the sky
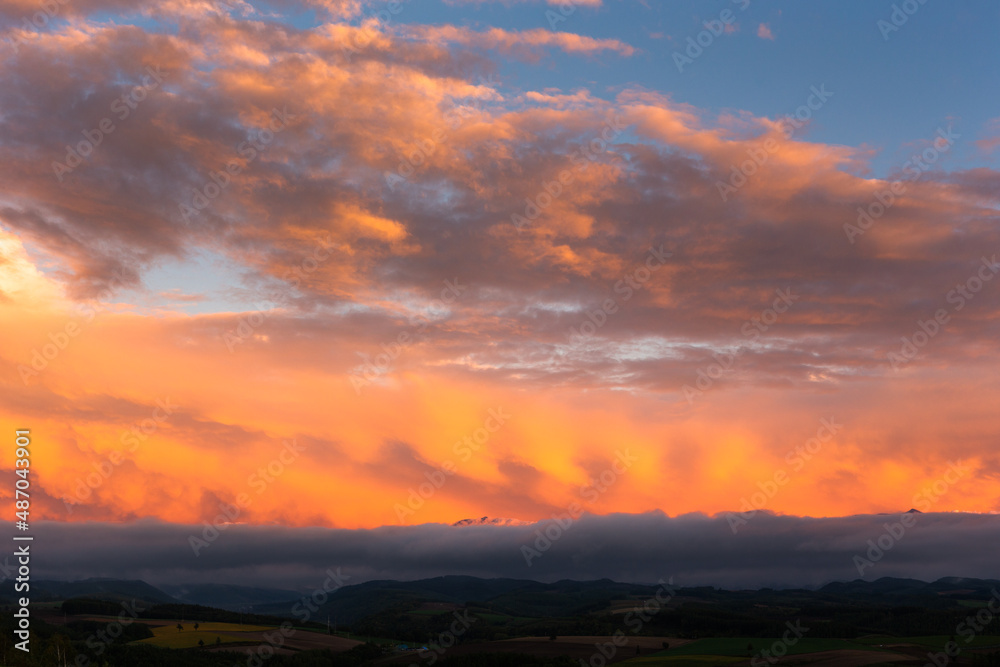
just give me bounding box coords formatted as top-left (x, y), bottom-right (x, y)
top-left (1, 0), bottom-right (999, 586)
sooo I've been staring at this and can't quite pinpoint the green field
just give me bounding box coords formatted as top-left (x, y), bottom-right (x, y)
top-left (855, 634), bottom-right (1000, 649)
top-left (648, 637), bottom-right (886, 657)
top-left (618, 635), bottom-right (1000, 667)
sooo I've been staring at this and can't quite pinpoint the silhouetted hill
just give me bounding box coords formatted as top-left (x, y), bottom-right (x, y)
top-left (245, 574), bottom-right (1000, 626)
top-left (252, 575), bottom-right (647, 623)
top-left (819, 576), bottom-right (1000, 603)
top-left (819, 576), bottom-right (930, 597)
top-left (1, 578), bottom-right (177, 605)
top-left (159, 583), bottom-right (302, 610)
top-left (17, 574), bottom-right (999, 626)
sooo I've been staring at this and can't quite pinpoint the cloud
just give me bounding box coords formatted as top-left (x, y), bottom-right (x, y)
top-left (757, 22), bottom-right (774, 40)
top-left (23, 512), bottom-right (1000, 590)
top-left (975, 117), bottom-right (1000, 154)
top-left (0, 1), bottom-right (999, 531)
top-left (400, 25), bottom-right (635, 58)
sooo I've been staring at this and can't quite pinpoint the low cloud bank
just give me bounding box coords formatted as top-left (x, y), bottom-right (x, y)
top-left (26, 511), bottom-right (1000, 591)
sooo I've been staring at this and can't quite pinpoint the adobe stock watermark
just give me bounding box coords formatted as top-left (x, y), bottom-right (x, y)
top-left (290, 567), bottom-right (351, 623)
top-left (340, 0), bottom-right (405, 61)
top-left (179, 107), bottom-right (295, 221)
top-left (845, 126), bottom-right (958, 244)
top-left (394, 407), bottom-right (510, 523)
top-left (510, 115), bottom-right (627, 233)
top-left (750, 620), bottom-right (810, 667)
top-left (921, 588), bottom-right (1000, 667)
top-left (62, 397), bottom-right (178, 513)
top-left (224, 232), bottom-right (341, 352)
top-left (5, 0), bottom-right (71, 53)
top-left (726, 417), bottom-right (841, 534)
top-left (878, 0), bottom-right (931, 41)
top-left (188, 439), bottom-right (306, 555)
top-left (18, 264), bottom-right (144, 384)
top-left (0, 556), bottom-right (17, 584)
top-left (544, 0), bottom-right (591, 30)
top-left (887, 255), bottom-right (999, 371)
top-left (521, 449), bottom-right (637, 566)
top-left (578, 578), bottom-right (677, 667)
top-left (385, 74), bottom-right (498, 190)
top-left (853, 460), bottom-right (970, 576)
top-left (69, 599), bottom-right (142, 666)
top-left (411, 611), bottom-right (476, 666)
top-left (682, 288), bottom-right (799, 403)
top-left (349, 278), bottom-right (466, 394)
top-left (716, 84), bottom-right (834, 201)
top-left (242, 567), bottom-right (352, 667)
top-left (672, 0), bottom-right (750, 73)
top-left (52, 66), bottom-right (165, 182)
top-left (568, 246), bottom-right (672, 339)
top-left (17, 318), bottom-right (84, 383)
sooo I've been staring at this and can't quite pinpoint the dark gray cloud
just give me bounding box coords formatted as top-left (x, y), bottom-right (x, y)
top-left (27, 511), bottom-right (1000, 591)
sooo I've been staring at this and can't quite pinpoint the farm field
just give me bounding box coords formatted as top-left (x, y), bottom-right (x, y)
top-left (853, 634), bottom-right (1000, 649)
top-left (613, 637), bottom-right (922, 667)
top-left (378, 635), bottom-right (691, 664)
top-left (650, 637), bottom-right (891, 656)
top-left (619, 652), bottom-right (914, 666)
top-left (615, 635), bottom-right (1000, 667)
top-left (136, 620), bottom-right (365, 652)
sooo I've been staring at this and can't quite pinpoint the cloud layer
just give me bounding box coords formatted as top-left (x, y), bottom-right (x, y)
top-left (0, 1), bottom-right (999, 531)
top-left (23, 512), bottom-right (1000, 590)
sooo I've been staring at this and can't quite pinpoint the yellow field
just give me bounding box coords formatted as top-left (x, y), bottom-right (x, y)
top-left (148, 622), bottom-right (273, 633)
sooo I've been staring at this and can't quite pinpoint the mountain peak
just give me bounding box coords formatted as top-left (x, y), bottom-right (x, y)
top-left (452, 516), bottom-right (530, 527)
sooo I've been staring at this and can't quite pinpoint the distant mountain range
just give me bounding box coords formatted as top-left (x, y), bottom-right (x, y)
top-left (158, 583), bottom-right (303, 611)
top-left (10, 574), bottom-right (999, 624)
top-left (0, 579), bottom-right (298, 610)
top-left (3, 578), bottom-right (177, 605)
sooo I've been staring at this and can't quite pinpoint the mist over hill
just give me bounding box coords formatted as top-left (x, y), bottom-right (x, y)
top-left (24, 511), bottom-right (1000, 590)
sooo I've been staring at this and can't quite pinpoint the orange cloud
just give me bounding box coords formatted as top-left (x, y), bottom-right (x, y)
top-left (2, 230), bottom-right (998, 529)
top-left (401, 25), bottom-right (635, 58)
top-left (1, 1), bottom-right (999, 535)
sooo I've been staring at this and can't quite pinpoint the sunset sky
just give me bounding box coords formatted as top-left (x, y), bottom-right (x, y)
top-left (1, 0), bottom-right (999, 564)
